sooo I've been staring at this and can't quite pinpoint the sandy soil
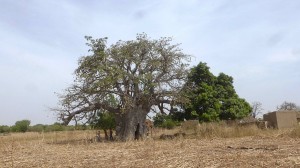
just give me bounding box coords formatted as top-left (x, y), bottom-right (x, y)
top-left (1, 131), bottom-right (300, 168)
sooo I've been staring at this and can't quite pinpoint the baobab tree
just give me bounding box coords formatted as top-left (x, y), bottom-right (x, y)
top-left (54, 33), bottom-right (190, 141)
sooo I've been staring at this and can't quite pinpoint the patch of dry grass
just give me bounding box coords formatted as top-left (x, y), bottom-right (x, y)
top-left (1, 127), bottom-right (300, 167)
top-left (195, 122), bottom-right (273, 138)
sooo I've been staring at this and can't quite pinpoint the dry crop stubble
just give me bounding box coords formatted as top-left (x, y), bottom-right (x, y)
top-left (0, 126), bottom-right (300, 167)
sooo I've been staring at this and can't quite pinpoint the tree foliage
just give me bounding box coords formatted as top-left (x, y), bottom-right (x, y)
top-left (91, 111), bottom-right (115, 130)
top-left (29, 124), bottom-right (46, 132)
top-left (89, 94), bottom-right (115, 126)
top-left (14, 120), bottom-right (31, 133)
top-left (0, 125), bottom-right (10, 133)
top-left (153, 114), bottom-right (179, 129)
top-left (183, 62), bottom-right (251, 121)
top-left (54, 33), bottom-right (190, 140)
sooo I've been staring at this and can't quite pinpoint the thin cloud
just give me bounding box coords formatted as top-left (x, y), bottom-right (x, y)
top-left (268, 49), bottom-right (300, 63)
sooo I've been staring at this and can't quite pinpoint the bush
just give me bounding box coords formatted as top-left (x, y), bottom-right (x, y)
top-left (169, 111), bottom-right (185, 122)
top-left (14, 120), bottom-right (31, 132)
top-left (29, 124), bottom-right (46, 132)
top-left (153, 114), bottom-right (166, 127)
top-left (45, 123), bottom-right (65, 132)
top-left (0, 125), bottom-right (10, 133)
top-left (161, 119), bottom-right (176, 129)
top-left (153, 114), bottom-right (181, 129)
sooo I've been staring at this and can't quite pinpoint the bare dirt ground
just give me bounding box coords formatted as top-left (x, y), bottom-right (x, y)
top-left (1, 130), bottom-right (300, 168)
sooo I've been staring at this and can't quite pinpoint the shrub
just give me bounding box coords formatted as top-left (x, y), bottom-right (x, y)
top-left (45, 123), bottom-right (64, 132)
top-left (29, 124), bottom-right (46, 132)
top-left (153, 114), bottom-right (166, 127)
top-left (0, 125), bottom-right (10, 133)
top-left (161, 119), bottom-right (176, 129)
top-left (14, 120), bottom-right (31, 132)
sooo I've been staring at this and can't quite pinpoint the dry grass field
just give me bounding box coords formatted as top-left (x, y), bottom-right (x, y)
top-left (1, 124), bottom-right (300, 168)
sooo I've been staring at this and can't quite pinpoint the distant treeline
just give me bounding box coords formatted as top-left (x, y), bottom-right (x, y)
top-left (0, 120), bottom-right (90, 134)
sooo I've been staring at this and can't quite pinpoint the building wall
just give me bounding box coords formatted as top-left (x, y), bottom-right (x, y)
top-left (263, 112), bottom-right (277, 128)
top-left (296, 112), bottom-right (300, 124)
top-left (276, 111), bottom-right (297, 129)
top-left (263, 111), bottom-right (298, 129)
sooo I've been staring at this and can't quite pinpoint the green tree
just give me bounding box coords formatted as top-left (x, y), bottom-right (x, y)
top-left (153, 114), bottom-right (178, 129)
top-left (91, 111), bottom-right (115, 140)
top-left (30, 124), bottom-right (46, 132)
top-left (161, 119), bottom-right (176, 129)
top-left (219, 97), bottom-right (251, 120)
top-left (183, 62), bottom-right (251, 121)
top-left (153, 114), bottom-right (166, 127)
top-left (216, 73), bottom-right (251, 120)
top-left (184, 62), bottom-right (220, 121)
top-left (90, 94), bottom-right (117, 140)
top-left (54, 34), bottom-right (190, 141)
top-left (0, 125), bottom-right (10, 133)
top-left (46, 122), bottom-right (64, 132)
top-left (14, 120), bottom-right (31, 133)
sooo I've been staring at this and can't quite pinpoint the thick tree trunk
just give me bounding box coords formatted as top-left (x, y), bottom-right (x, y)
top-left (115, 105), bottom-right (148, 141)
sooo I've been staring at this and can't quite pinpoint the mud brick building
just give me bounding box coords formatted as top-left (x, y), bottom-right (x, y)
top-left (263, 111), bottom-right (300, 129)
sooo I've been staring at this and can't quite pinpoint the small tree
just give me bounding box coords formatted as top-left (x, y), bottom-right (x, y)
top-left (153, 114), bottom-right (177, 129)
top-left (90, 111), bottom-right (116, 140)
top-left (30, 124), bottom-right (46, 132)
top-left (89, 94), bottom-right (117, 140)
top-left (161, 119), bottom-right (176, 129)
top-left (14, 120), bottom-right (31, 133)
top-left (48, 122), bottom-right (64, 131)
top-left (251, 101), bottom-right (263, 118)
top-left (153, 114), bottom-right (166, 127)
top-left (0, 125), bottom-right (10, 133)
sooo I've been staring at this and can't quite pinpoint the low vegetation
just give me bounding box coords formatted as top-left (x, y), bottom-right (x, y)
top-left (0, 121), bottom-right (89, 134)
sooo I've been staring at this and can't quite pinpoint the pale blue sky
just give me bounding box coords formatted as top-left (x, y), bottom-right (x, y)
top-left (1, 0), bottom-right (299, 125)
